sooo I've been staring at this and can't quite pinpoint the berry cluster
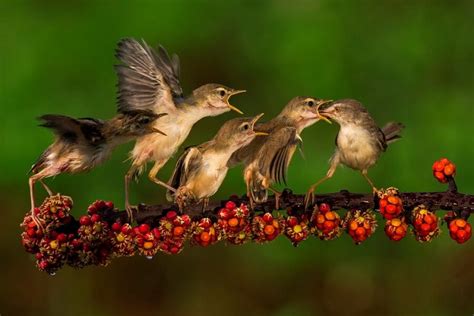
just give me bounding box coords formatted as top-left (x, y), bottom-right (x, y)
top-left (311, 203), bottom-right (341, 241)
top-left (343, 210), bottom-right (377, 244)
top-left (218, 201), bottom-right (252, 245)
top-left (284, 211), bottom-right (310, 246)
top-left (191, 217), bottom-right (219, 247)
top-left (384, 218), bottom-right (408, 241)
top-left (411, 206), bottom-right (439, 242)
top-left (378, 187), bottom-right (403, 220)
top-left (252, 212), bottom-right (283, 243)
top-left (444, 213), bottom-right (472, 244)
top-left (432, 158), bottom-right (456, 183)
top-left (159, 211), bottom-right (192, 254)
top-left (110, 222), bottom-right (136, 257)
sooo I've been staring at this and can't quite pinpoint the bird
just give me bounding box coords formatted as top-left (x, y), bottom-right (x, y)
top-left (29, 110), bottom-right (167, 230)
top-left (304, 99), bottom-right (405, 207)
top-left (228, 96), bottom-right (333, 209)
top-left (114, 38), bottom-right (245, 216)
top-left (166, 114), bottom-right (268, 212)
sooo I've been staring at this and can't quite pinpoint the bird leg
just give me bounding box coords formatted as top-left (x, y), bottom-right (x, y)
top-left (148, 161), bottom-right (177, 192)
top-left (244, 170), bottom-right (255, 210)
top-left (39, 179), bottom-right (54, 196)
top-left (268, 187), bottom-right (282, 210)
top-left (124, 166), bottom-right (138, 222)
top-left (361, 170), bottom-right (378, 194)
top-left (29, 175), bottom-right (45, 232)
top-left (304, 164), bottom-right (337, 209)
top-left (202, 198), bottom-right (209, 213)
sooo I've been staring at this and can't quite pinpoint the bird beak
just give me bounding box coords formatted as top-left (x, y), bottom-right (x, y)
top-left (226, 89), bottom-right (246, 115)
top-left (316, 99), bottom-right (333, 124)
top-left (155, 113), bottom-right (168, 119)
top-left (152, 127), bottom-right (167, 136)
top-left (251, 113), bottom-right (269, 136)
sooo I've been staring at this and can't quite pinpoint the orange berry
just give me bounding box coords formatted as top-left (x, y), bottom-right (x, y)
top-left (386, 204), bottom-right (397, 214)
top-left (173, 226), bottom-right (184, 236)
top-left (387, 196), bottom-right (399, 205)
top-left (450, 224), bottom-right (459, 233)
top-left (391, 218), bottom-right (402, 227)
top-left (228, 218), bottom-right (239, 227)
top-left (379, 199), bottom-right (388, 208)
top-left (455, 219), bottom-right (466, 228)
top-left (363, 221), bottom-right (371, 230)
top-left (444, 164), bottom-right (455, 176)
top-left (433, 162), bottom-right (444, 172)
top-left (272, 219), bottom-right (280, 228)
top-left (143, 241), bottom-right (153, 249)
top-left (264, 225), bottom-right (275, 235)
top-left (395, 226), bottom-right (405, 235)
top-left (457, 230), bottom-right (466, 239)
top-left (325, 212), bottom-right (336, 221)
top-left (424, 215), bottom-right (434, 225)
top-left (349, 221), bottom-right (358, 231)
top-left (440, 158), bottom-right (449, 165)
top-left (323, 221), bottom-right (335, 230)
top-left (200, 231), bottom-right (210, 242)
top-left (434, 171), bottom-right (445, 180)
top-left (317, 214), bottom-right (325, 224)
top-left (420, 223), bottom-right (431, 232)
top-left (355, 227), bottom-right (366, 236)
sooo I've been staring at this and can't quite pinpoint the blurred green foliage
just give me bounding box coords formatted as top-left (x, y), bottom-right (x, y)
top-left (2, 1), bottom-right (474, 315)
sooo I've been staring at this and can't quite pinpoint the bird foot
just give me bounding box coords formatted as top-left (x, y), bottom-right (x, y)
top-left (125, 203), bottom-right (137, 223)
top-left (304, 186), bottom-right (316, 210)
top-left (31, 210), bottom-right (45, 233)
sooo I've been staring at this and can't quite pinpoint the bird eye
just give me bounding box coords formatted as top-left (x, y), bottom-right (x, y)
top-left (219, 89), bottom-right (226, 97)
top-left (139, 117), bottom-right (150, 124)
top-left (242, 123), bottom-right (249, 131)
top-left (307, 100), bottom-right (314, 107)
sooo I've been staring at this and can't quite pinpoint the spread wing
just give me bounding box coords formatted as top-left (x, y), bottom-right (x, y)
top-left (38, 115), bottom-right (105, 146)
top-left (166, 147), bottom-right (203, 201)
top-left (115, 38), bottom-right (183, 113)
top-left (257, 127), bottom-right (300, 185)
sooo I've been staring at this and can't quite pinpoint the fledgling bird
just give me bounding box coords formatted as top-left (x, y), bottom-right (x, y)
top-left (29, 110), bottom-right (167, 230)
top-left (166, 114), bottom-right (268, 211)
top-left (115, 38), bottom-right (245, 215)
top-left (304, 99), bottom-right (405, 207)
top-left (228, 97), bottom-right (332, 209)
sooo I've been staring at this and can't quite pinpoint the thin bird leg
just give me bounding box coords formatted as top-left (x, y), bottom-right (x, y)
top-left (29, 175), bottom-right (45, 232)
top-left (268, 187), bottom-right (282, 210)
top-left (39, 179), bottom-right (54, 196)
top-left (361, 170), bottom-right (378, 194)
top-left (244, 170), bottom-right (255, 209)
top-left (304, 163), bottom-right (338, 209)
top-left (124, 166), bottom-right (138, 222)
top-left (148, 161), bottom-right (177, 192)
top-left (202, 198), bottom-right (209, 213)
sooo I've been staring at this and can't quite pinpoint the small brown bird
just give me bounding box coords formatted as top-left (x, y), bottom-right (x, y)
top-left (166, 114), bottom-right (267, 211)
top-left (115, 38), bottom-right (245, 215)
top-left (305, 99), bottom-right (404, 207)
top-left (29, 110), bottom-right (167, 230)
top-left (229, 97), bottom-right (332, 209)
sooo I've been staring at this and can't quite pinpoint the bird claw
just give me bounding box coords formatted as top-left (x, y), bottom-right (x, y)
top-left (31, 211), bottom-right (45, 233)
top-left (304, 187), bottom-right (315, 210)
top-left (125, 204), bottom-right (136, 223)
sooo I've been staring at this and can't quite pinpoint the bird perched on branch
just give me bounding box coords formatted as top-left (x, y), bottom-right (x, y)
top-left (115, 38), bottom-right (245, 217)
top-left (29, 110), bottom-right (167, 230)
top-left (305, 99), bottom-right (404, 207)
top-left (229, 97), bottom-right (332, 209)
top-left (167, 114), bottom-right (268, 212)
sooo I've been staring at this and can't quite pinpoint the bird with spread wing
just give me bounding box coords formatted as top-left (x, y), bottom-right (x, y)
top-left (115, 38), bottom-right (245, 218)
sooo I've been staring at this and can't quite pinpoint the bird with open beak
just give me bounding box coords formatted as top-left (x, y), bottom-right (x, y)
top-left (166, 114), bottom-right (268, 212)
top-left (304, 99), bottom-right (405, 207)
top-left (115, 38), bottom-right (245, 218)
top-left (228, 97), bottom-right (332, 209)
top-left (29, 110), bottom-right (167, 230)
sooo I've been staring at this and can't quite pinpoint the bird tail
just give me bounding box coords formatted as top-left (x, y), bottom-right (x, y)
top-left (382, 122), bottom-right (405, 144)
top-left (249, 174), bottom-right (268, 204)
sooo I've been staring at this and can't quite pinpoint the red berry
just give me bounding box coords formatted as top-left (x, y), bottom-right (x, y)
top-left (138, 223), bottom-right (150, 234)
top-left (112, 222), bottom-right (122, 232)
top-left (26, 228), bottom-right (36, 238)
top-left (173, 226), bottom-right (184, 236)
top-left (57, 233), bottom-right (67, 243)
top-left (319, 203), bottom-right (331, 213)
top-left (105, 201), bottom-right (114, 209)
top-left (166, 210), bottom-right (177, 220)
top-left (152, 227), bottom-right (161, 239)
top-left (287, 216), bottom-right (298, 227)
top-left (262, 213), bottom-right (273, 223)
top-left (225, 201), bottom-right (236, 210)
top-left (79, 215), bottom-right (91, 226)
top-left (90, 214), bottom-right (101, 223)
top-left (218, 208), bottom-right (232, 220)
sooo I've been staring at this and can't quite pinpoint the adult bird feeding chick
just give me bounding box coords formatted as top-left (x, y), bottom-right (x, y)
top-left (166, 114), bottom-right (268, 212)
top-left (29, 110), bottom-right (167, 230)
top-left (304, 99), bottom-right (405, 207)
top-left (228, 97), bottom-right (333, 209)
top-left (115, 38), bottom-right (245, 217)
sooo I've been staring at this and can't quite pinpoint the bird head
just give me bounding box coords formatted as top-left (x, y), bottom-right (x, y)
top-left (191, 84), bottom-right (245, 116)
top-left (215, 113), bottom-right (268, 149)
top-left (280, 96), bottom-right (332, 130)
top-left (317, 99), bottom-right (369, 125)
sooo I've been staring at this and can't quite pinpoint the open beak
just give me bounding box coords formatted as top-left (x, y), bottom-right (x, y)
top-left (156, 113), bottom-right (168, 119)
top-left (226, 89), bottom-right (246, 114)
top-left (251, 113), bottom-right (269, 136)
top-left (316, 99), bottom-right (333, 124)
top-left (152, 127), bottom-right (167, 136)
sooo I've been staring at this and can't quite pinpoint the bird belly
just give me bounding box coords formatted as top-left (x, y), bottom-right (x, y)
top-left (188, 161), bottom-right (229, 199)
top-left (337, 126), bottom-right (380, 171)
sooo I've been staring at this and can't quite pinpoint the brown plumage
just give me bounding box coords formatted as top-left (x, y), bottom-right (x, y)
top-left (114, 38), bottom-right (245, 216)
top-left (304, 99), bottom-right (404, 207)
top-left (29, 110), bottom-right (166, 230)
top-left (229, 97), bottom-right (332, 209)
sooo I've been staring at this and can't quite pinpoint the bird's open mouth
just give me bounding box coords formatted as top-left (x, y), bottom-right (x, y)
top-left (251, 113), bottom-right (269, 136)
top-left (316, 100), bottom-right (333, 124)
top-left (226, 90), bottom-right (246, 114)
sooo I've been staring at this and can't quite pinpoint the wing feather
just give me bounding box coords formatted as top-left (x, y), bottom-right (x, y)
top-left (166, 147), bottom-right (203, 201)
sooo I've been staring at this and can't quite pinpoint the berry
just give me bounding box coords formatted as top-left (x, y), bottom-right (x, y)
top-left (432, 158), bottom-right (456, 183)
top-left (90, 214), bottom-right (101, 223)
top-left (218, 203), bottom-right (251, 245)
top-left (191, 217), bottom-right (219, 247)
top-left (411, 206), bottom-right (439, 242)
top-left (138, 223), bottom-right (150, 234)
top-left (112, 222), bottom-right (122, 232)
top-left (318, 203), bottom-right (331, 214)
top-left (448, 218), bottom-right (472, 244)
top-left (284, 212), bottom-right (310, 246)
top-left (378, 187), bottom-right (403, 220)
top-left (343, 210), bottom-right (377, 244)
top-left (225, 201), bottom-right (237, 210)
top-left (252, 212), bottom-right (282, 243)
top-left (385, 218), bottom-right (408, 241)
top-left (79, 216), bottom-right (91, 226)
top-left (312, 204), bottom-right (341, 241)
top-left (166, 210), bottom-right (177, 220)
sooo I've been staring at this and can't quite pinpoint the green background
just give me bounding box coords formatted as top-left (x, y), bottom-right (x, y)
top-left (2, 1), bottom-right (474, 315)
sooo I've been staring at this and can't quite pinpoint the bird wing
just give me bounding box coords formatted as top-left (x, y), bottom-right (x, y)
top-left (257, 126), bottom-right (299, 185)
top-left (166, 146), bottom-right (203, 200)
top-left (38, 115), bottom-right (105, 146)
top-left (115, 38), bottom-right (183, 114)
